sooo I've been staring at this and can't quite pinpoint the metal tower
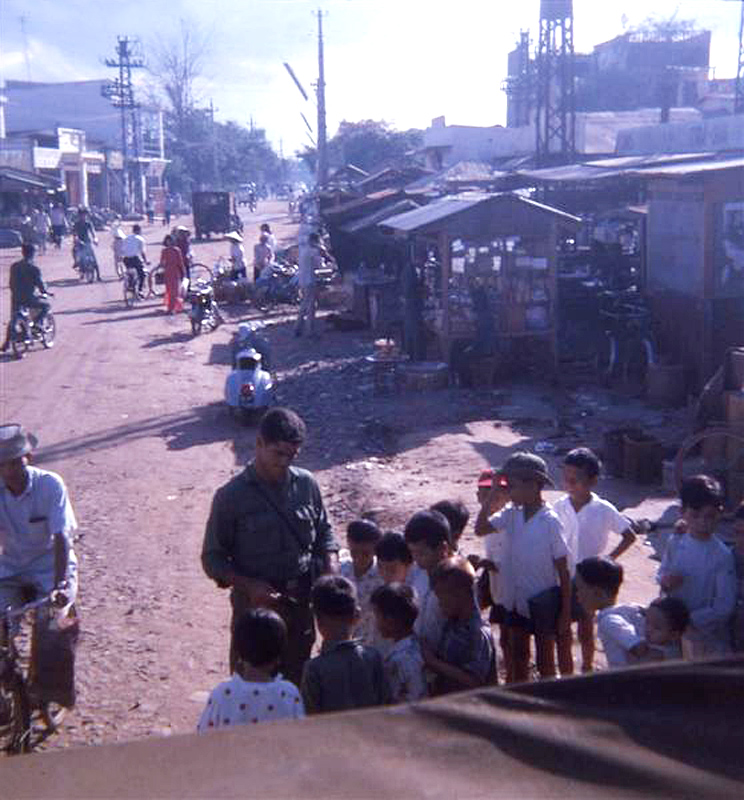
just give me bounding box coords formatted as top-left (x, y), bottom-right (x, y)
top-left (103, 37), bottom-right (144, 212)
top-left (535, 0), bottom-right (576, 166)
top-left (736, 0), bottom-right (744, 114)
top-left (502, 31), bottom-right (533, 128)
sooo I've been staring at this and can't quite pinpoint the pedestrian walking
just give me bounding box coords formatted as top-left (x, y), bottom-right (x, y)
top-left (160, 234), bottom-right (185, 313)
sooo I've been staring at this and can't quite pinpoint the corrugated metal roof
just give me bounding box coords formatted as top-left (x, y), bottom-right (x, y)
top-left (630, 157), bottom-right (744, 178)
top-left (380, 192), bottom-right (580, 233)
top-left (379, 193), bottom-right (488, 232)
top-left (516, 164), bottom-right (619, 183)
top-left (341, 199), bottom-right (421, 234)
top-left (587, 152), bottom-right (717, 169)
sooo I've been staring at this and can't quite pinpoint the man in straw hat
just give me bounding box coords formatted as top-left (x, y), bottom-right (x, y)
top-left (225, 231), bottom-right (247, 280)
top-left (0, 425), bottom-right (78, 637)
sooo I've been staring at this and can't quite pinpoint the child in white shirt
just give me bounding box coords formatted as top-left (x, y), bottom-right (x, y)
top-left (475, 452), bottom-right (571, 682)
top-left (658, 475), bottom-right (737, 657)
top-left (576, 558), bottom-right (689, 667)
top-left (553, 447), bottom-right (637, 674)
top-left (339, 519), bottom-right (384, 646)
top-left (371, 583), bottom-right (427, 703)
top-left (198, 609), bottom-right (304, 732)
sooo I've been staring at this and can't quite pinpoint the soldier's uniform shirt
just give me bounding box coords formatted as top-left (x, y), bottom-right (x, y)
top-left (202, 463), bottom-right (337, 587)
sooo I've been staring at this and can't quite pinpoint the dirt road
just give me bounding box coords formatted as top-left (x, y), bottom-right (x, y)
top-left (0, 200), bottom-right (678, 750)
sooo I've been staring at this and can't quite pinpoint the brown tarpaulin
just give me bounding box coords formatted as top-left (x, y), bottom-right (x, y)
top-left (1, 658), bottom-right (742, 798)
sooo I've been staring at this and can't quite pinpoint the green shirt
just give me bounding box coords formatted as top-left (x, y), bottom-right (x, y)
top-left (201, 464), bottom-right (337, 587)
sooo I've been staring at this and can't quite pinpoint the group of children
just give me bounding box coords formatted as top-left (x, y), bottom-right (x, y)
top-left (198, 446), bottom-right (744, 732)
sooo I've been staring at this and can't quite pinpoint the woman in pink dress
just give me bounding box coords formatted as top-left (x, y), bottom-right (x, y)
top-left (160, 234), bottom-right (185, 313)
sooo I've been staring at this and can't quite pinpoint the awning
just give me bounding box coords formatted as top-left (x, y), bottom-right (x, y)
top-left (0, 166), bottom-right (61, 193)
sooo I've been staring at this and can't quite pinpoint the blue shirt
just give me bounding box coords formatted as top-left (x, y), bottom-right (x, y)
top-left (437, 611), bottom-right (496, 686)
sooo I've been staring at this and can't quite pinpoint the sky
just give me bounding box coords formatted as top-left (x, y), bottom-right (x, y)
top-left (0, 0), bottom-right (741, 156)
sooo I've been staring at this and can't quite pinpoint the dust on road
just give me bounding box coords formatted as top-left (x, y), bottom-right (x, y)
top-left (0, 200), bottom-right (676, 750)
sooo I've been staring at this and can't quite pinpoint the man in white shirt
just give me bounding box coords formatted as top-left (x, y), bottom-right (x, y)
top-left (122, 224), bottom-right (150, 296)
top-left (295, 232), bottom-right (324, 338)
top-left (0, 425), bottom-right (79, 715)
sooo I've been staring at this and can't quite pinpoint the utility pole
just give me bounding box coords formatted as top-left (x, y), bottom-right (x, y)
top-left (103, 36), bottom-right (144, 213)
top-left (736, 0), bottom-right (744, 114)
top-left (209, 99), bottom-right (220, 188)
top-left (315, 8), bottom-right (328, 188)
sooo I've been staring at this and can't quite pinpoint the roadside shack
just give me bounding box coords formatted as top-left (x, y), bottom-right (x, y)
top-left (379, 192), bottom-right (580, 379)
top-left (642, 157), bottom-right (744, 390)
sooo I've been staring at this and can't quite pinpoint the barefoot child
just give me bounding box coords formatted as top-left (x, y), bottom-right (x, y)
top-left (553, 447), bottom-right (637, 674)
top-left (476, 452), bottom-right (571, 682)
top-left (197, 609), bottom-right (304, 731)
top-left (371, 583), bottom-right (427, 703)
top-left (301, 576), bottom-right (389, 714)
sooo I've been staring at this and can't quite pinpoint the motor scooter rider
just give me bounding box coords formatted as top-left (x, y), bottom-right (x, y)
top-left (72, 208), bottom-right (100, 281)
top-left (122, 224), bottom-right (150, 296)
top-left (1, 244), bottom-right (50, 352)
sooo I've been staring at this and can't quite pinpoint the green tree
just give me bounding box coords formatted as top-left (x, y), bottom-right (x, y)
top-left (298, 120), bottom-right (423, 177)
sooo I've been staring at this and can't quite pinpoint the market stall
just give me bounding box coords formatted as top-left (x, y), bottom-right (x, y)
top-left (380, 192), bottom-right (581, 379)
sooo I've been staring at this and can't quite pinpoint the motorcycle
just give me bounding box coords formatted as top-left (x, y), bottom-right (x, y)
top-left (225, 348), bottom-right (276, 424)
top-left (187, 279), bottom-right (224, 335)
top-left (9, 295), bottom-right (56, 359)
top-left (251, 261), bottom-right (300, 311)
top-left (232, 322), bottom-right (272, 369)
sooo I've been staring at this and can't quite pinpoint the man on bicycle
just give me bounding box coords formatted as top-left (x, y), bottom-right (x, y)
top-left (0, 425), bottom-right (79, 710)
top-left (72, 208), bottom-right (100, 281)
top-left (1, 244), bottom-right (49, 353)
top-left (122, 224), bottom-right (150, 297)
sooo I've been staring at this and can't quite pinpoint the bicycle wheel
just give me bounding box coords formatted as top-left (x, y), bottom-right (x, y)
top-left (10, 322), bottom-right (28, 360)
top-left (40, 314), bottom-right (56, 349)
top-left (0, 670), bottom-right (31, 754)
top-left (148, 265), bottom-right (166, 298)
top-left (190, 263), bottom-right (213, 284)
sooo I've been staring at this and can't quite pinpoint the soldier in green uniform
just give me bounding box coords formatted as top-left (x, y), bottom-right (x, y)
top-left (202, 408), bottom-right (338, 684)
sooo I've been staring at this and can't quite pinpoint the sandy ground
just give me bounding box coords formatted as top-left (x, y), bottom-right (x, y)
top-left (0, 200), bottom-right (685, 752)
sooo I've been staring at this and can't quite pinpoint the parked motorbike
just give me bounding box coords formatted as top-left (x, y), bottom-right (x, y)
top-left (225, 348), bottom-right (276, 424)
top-left (232, 322), bottom-right (272, 369)
top-left (9, 295), bottom-right (56, 359)
top-left (187, 279), bottom-right (224, 335)
top-left (251, 261), bottom-right (300, 311)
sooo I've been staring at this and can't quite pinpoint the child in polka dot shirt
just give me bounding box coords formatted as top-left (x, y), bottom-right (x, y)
top-left (197, 609), bottom-right (305, 732)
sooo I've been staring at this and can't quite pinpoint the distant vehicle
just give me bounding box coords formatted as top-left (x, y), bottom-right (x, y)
top-left (0, 229), bottom-right (23, 249)
top-left (236, 184), bottom-right (256, 207)
top-left (192, 191), bottom-right (243, 240)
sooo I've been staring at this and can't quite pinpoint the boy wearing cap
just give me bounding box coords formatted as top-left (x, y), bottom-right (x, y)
top-left (475, 452), bottom-right (571, 682)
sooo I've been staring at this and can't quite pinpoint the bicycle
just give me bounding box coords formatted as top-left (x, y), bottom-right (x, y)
top-left (148, 261), bottom-right (213, 299)
top-left (596, 296), bottom-right (656, 385)
top-left (10, 297), bottom-right (56, 360)
top-left (122, 265), bottom-right (142, 307)
top-left (0, 590), bottom-right (69, 754)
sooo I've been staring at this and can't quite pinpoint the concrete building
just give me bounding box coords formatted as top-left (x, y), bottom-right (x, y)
top-left (2, 79), bottom-right (166, 210)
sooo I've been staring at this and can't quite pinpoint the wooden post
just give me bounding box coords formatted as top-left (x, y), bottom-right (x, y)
top-left (440, 231), bottom-right (451, 362)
